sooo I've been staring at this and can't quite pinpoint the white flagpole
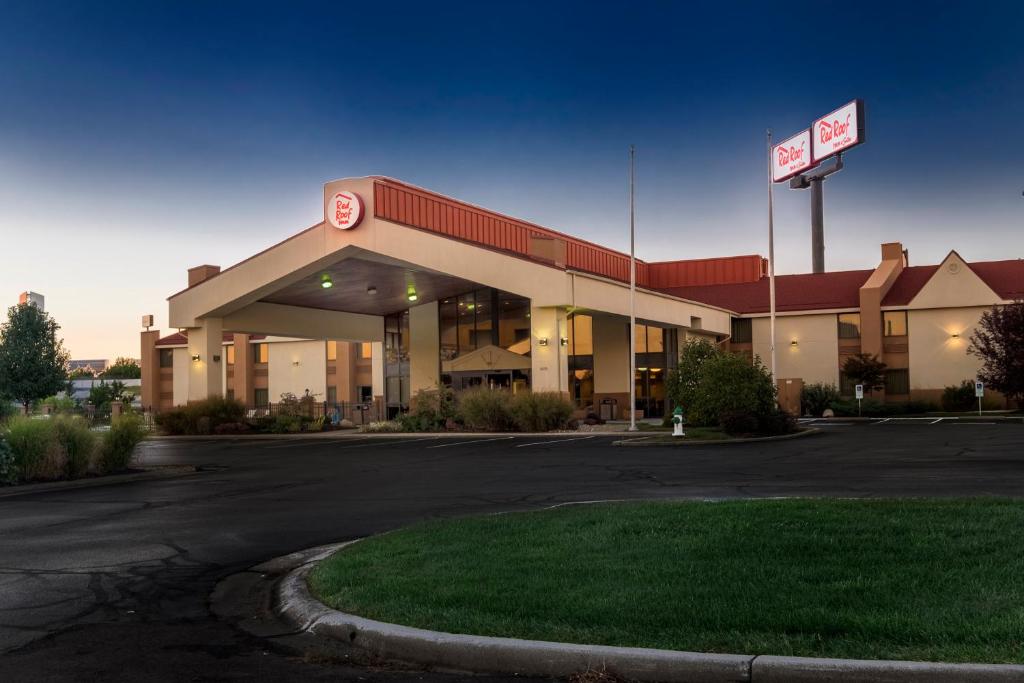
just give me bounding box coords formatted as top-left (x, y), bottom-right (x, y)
top-left (628, 145), bottom-right (637, 432)
top-left (767, 130), bottom-right (778, 384)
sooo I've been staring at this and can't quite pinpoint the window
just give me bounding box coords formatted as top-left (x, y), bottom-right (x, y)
top-left (358, 385), bottom-right (373, 402)
top-left (883, 311), bottom-right (908, 337)
top-left (885, 368), bottom-right (910, 395)
top-left (327, 386), bottom-right (337, 404)
top-left (731, 318), bottom-right (752, 344)
top-left (255, 343), bottom-right (269, 363)
top-left (159, 348), bottom-right (174, 368)
top-left (357, 342), bottom-right (373, 359)
top-left (254, 388), bottom-right (269, 407)
top-left (226, 345), bottom-right (235, 365)
top-left (837, 313), bottom-right (861, 339)
top-left (327, 341), bottom-right (337, 361)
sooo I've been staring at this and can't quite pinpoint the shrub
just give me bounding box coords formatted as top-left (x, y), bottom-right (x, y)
top-left (720, 410), bottom-right (759, 436)
top-left (666, 339), bottom-right (720, 417)
top-left (361, 420), bottom-right (404, 433)
top-left (801, 383), bottom-right (840, 417)
top-left (270, 414), bottom-right (303, 433)
top-left (399, 386), bottom-right (457, 432)
top-left (98, 414), bottom-right (144, 473)
top-left (829, 398), bottom-right (898, 417)
top-left (941, 381), bottom-right (977, 412)
top-left (155, 396), bottom-right (246, 435)
top-left (0, 401), bottom-right (16, 424)
top-left (4, 416), bottom-right (61, 480)
top-left (0, 437), bottom-right (17, 485)
top-left (757, 410), bottom-right (797, 436)
top-left (52, 415), bottom-right (97, 478)
top-left (212, 422), bottom-right (251, 435)
top-left (685, 352), bottom-right (777, 427)
top-left (457, 388), bottom-right (515, 431)
top-left (509, 391), bottom-right (574, 432)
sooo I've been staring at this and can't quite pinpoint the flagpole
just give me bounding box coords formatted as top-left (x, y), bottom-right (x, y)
top-left (628, 145), bottom-right (637, 432)
top-left (767, 130), bottom-right (778, 385)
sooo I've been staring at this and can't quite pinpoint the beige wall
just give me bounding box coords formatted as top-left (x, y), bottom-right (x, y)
top-left (752, 313), bottom-right (839, 386)
top-left (409, 301), bottom-right (440, 394)
top-left (909, 253), bottom-right (1001, 310)
top-left (907, 307), bottom-right (987, 390)
top-left (268, 340), bottom-right (328, 402)
top-left (592, 314), bottom-right (630, 394)
top-left (172, 348), bottom-right (190, 406)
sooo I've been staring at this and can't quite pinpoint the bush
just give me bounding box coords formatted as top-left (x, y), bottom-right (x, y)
top-left (212, 422), bottom-right (251, 435)
top-left (361, 420), bottom-right (404, 433)
top-left (801, 383), bottom-right (840, 417)
top-left (155, 396), bottom-right (246, 435)
top-left (52, 415), bottom-right (97, 478)
top-left (666, 339), bottom-right (720, 418)
top-left (0, 401), bottom-right (16, 424)
top-left (830, 398), bottom-right (898, 417)
top-left (720, 410), bottom-right (759, 436)
top-left (509, 391), bottom-right (574, 432)
top-left (399, 386), bottom-right (458, 432)
top-left (270, 414), bottom-right (303, 433)
top-left (757, 410), bottom-right (797, 436)
top-left (686, 352), bottom-right (777, 427)
top-left (98, 415), bottom-right (144, 473)
top-left (942, 381), bottom-right (977, 412)
top-left (0, 437), bottom-right (17, 485)
top-left (456, 388), bottom-right (516, 431)
top-left (4, 416), bottom-right (61, 480)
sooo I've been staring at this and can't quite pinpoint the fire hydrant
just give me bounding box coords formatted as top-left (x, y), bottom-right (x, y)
top-left (672, 406), bottom-right (685, 438)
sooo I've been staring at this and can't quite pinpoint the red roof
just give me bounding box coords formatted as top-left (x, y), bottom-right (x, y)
top-left (156, 332), bottom-right (265, 347)
top-left (970, 260), bottom-right (1024, 300)
top-left (662, 269), bottom-right (873, 314)
top-left (880, 265), bottom-right (939, 306)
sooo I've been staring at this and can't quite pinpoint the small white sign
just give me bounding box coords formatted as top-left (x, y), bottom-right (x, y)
top-left (326, 191), bottom-right (364, 230)
top-left (855, 384), bottom-right (864, 400)
top-left (772, 129), bottom-right (815, 182)
top-left (975, 381), bottom-right (984, 398)
top-left (812, 100), bottom-right (864, 161)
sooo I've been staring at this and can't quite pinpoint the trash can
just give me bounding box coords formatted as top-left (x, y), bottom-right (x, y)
top-left (599, 398), bottom-right (618, 421)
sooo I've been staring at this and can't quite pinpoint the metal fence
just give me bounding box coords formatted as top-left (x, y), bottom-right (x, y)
top-left (247, 401), bottom-right (380, 425)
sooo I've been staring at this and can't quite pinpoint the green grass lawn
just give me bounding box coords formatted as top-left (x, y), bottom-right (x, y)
top-left (309, 500), bottom-right (1024, 663)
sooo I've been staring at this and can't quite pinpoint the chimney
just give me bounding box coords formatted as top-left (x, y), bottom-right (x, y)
top-left (187, 265), bottom-right (221, 288)
top-left (880, 242), bottom-right (906, 265)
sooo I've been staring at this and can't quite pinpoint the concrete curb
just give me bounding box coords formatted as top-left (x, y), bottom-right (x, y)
top-left (0, 465), bottom-right (198, 499)
top-left (613, 428), bottom-right (822, 447)
top-left (273, 541), bottom-right (1024, 683)
top-left (150, 431), bottom-right (641, 442)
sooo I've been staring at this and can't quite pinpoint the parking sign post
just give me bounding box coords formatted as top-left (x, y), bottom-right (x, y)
top-left (855, 384), bottom-right (864, 417)
top-left (975, 381), bottom-right (984, 416)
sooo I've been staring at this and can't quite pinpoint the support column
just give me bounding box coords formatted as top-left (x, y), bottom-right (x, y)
top-left (530, 306), bottom-right (569, 395)
top-left (187, 317), bottom-right (224, 401)
top-left (592, 315), bottom-right (630, 419)
top-left (232, 333), bottom-right (254, 406)
top-left (370, 341), bottom-right (385, 418)
top-left (140, 330), bottom-right (160, 412)
top-left (409, 301), bottom-right (441, 395)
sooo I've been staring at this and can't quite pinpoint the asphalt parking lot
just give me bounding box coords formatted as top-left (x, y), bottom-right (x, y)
top-left (1, 423), bottom-right (1022, 681)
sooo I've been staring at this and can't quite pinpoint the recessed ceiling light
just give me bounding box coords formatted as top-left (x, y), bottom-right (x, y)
top-left (366, 286), bottom-right (378, 295)
top-left (320, 274), bottom-right (333, 289)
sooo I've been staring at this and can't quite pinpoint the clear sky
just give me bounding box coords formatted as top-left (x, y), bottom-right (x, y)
top-left (1, 1), bottom-right (1021, 359)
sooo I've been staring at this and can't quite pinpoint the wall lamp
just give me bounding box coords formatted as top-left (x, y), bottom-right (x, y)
top-left (191, 354), bottom-right (201, 362)
top-left (538, 337), bottom-right (549, 346)
top-left (320, 274), bottom-right (333, 289)
top-left (560, 337), bottom-right (569, 346)
top-left (366, 286), bottom-right (377, 295)
top-left (407, 285), bottom-right (418, 302)
top-left (950, 332), bottom-right (961, 339)
top-left (790, 340), bottom-right (799, 348)
top-left (292, 360), bottom-right (301, 366)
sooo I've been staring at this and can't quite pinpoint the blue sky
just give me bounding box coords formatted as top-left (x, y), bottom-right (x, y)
top-left (1, 1), bottom-right (1022, 358)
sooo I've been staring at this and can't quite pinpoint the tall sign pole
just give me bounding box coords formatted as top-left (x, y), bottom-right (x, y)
top-left (766, 130), bottom-right (778, 383)
top-left (628, 145), bottom-right (637, 432)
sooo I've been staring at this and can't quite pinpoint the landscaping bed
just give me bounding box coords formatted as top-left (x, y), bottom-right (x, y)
top-left (309, 499), bottom-right (1024, 664)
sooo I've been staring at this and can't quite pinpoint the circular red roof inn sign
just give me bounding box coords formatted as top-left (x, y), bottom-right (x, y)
top-left (327, 191), bottom-right (364, 230)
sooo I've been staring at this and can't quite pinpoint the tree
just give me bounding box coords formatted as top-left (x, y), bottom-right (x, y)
top-left (0, 304), bottom-right (70, 412)
top-left (969, 301), bottom-right (1024, 403)
top-left (88, 380), bottom-right (132, 410)
top-left (69, 368), bottom-right (95, 379)
top-left (841, 353), bottom-right (887, 394)
top-left (100, 357), bottom-right (141, 380)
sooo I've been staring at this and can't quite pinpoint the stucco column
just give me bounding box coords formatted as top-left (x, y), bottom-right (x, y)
top-left (592, 314), bottom-right (630, 418)
top-left (530, 306), bottom-right (569, 395)
top-left (370, 341), bottom-right (384, 402)
top-left (232, 333), bottom-right (254, 406)
top-left (409, 301), bottom-right (440, 395)
top-left (187, 317), bottom-right (224, 401)
top-left (140, 330), bottom-right (160, 411)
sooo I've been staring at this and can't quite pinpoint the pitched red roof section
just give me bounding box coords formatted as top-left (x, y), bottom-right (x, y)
top-left (880, 265), bottom-right (939, 306)
top-left (155, 332), bottom-right (265, 347)
top-left (662, 269), bottom-right (873, 314)
top-left (970, 260), bottom-right (1024, 300)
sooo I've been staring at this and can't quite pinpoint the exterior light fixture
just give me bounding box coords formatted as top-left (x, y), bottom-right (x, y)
top-left (292, 360), bottom-right (300, 366)
top-left (366, 286), bottom-right (377, 295)
top-left (407, 285), bottom-right (418, 303)
top-left (538, 337), bottom-right (549, 346)
top-left (407, 292), bottom-right (418, 302)
top-left (320, 274), bottom-right (333, 289)
top-left (790, 340), bottom-right (799, 347)
top-left (191, 354), bottom-right (201, 362)
top-left (559, 337), bottom-right (569, 346)
top-left (951, 332), bottom-right (960, 339)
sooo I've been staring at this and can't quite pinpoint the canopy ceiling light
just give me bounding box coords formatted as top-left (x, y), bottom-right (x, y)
top-left (366, 285), bottom-right (377, 295)
top-left (406, 285), bottom-right (418, 302)
top-left (320, 274), bottom-right (333, 289)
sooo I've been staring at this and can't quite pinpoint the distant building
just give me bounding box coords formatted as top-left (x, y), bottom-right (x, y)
top-left (69, 359), bottom-right (110, 375)
top-left (18, 291), bottom-right (44, 311)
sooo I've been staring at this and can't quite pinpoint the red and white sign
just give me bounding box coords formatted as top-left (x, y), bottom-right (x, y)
top-left (812, 100), bottom-right (864, 161)
top-left (327, 191), bottom-right (364, 230)
top-left (772, 129), bottom-right (815, 182)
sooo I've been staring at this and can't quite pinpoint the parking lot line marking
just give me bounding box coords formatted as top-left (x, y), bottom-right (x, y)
top-left (332, 437), bottom-right (444, 449)
top-left (425, 437), bottom-right (515, 449)
top-left (515, 435), bottom-right (597, 448)
top-left (874, 418), bottom-right (892, 425)
top-left (930, 418), bottom-right (944, 424)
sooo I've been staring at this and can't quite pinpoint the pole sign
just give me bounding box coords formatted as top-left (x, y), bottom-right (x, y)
top-left (855, 384), bottom-right (864, 400)
top-left (772, 129), bottom-right (815, 182)
top-left (812, 99), bottom-right (866, 162)
top-left (975, 381), bottom-right (984, 398)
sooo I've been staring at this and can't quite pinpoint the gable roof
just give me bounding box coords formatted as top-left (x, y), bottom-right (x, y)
top-left (661, 269), bottom-right (873, 314)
